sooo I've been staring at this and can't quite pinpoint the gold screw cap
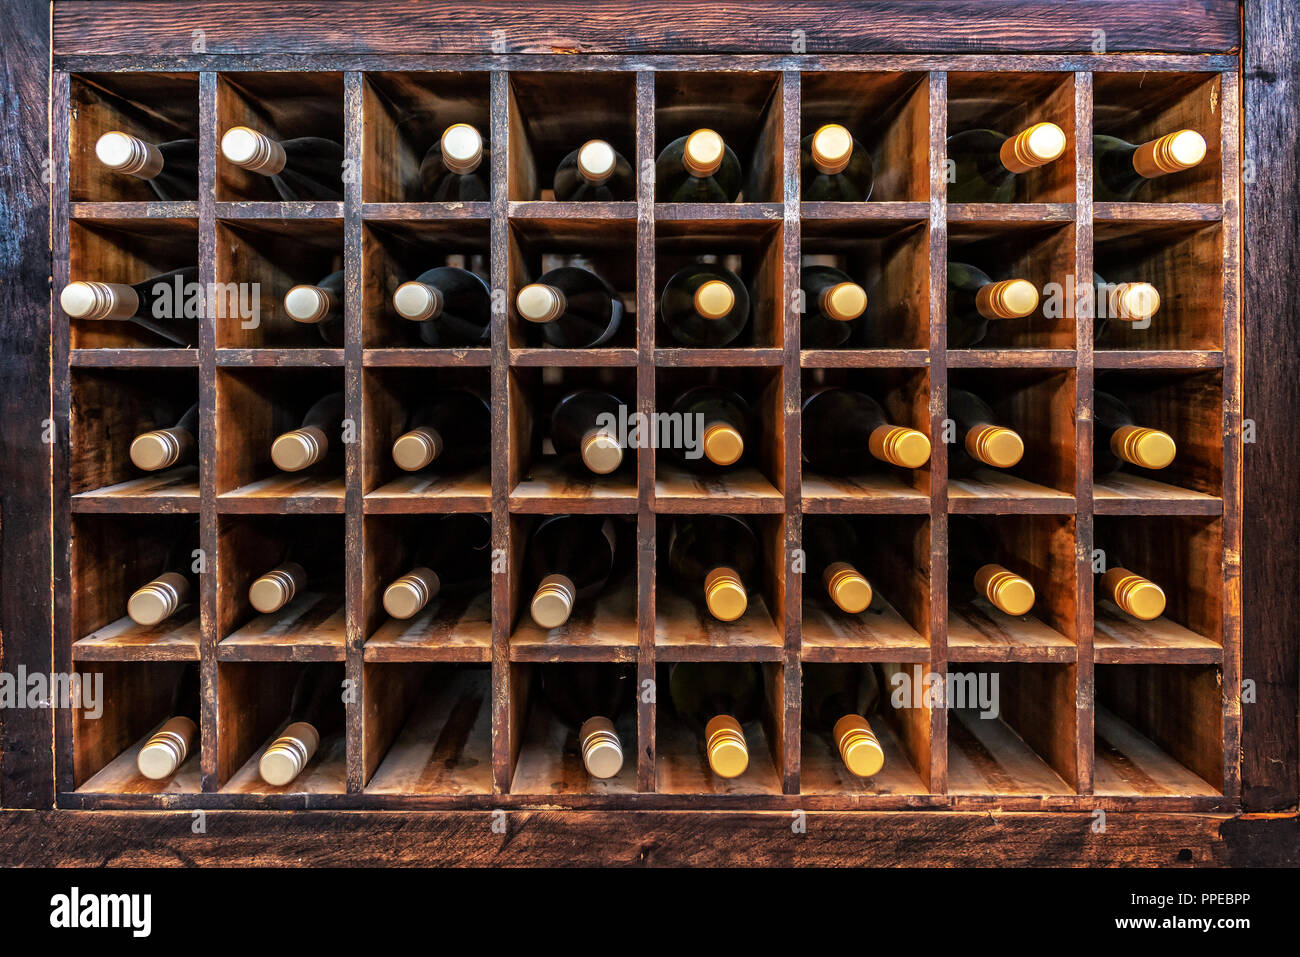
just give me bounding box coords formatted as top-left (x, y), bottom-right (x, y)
top-left (1111, 425), bottom-right (1176, 470)
top-left (705, 714), bottom-right (749, 778)
top-left (683, 129), bottom-right (725, 178)
top-left (581, 430), bottom-right (623, 475)
top-left (440, 123), bottom-right (484, 174)
top-left (1101, 567), bottom-right (1166, 621)
top-left (833, 714), bottom-right (885, 777)
top-left (137, 716), bottom-right (197, 780)
top-left (965, 423), bottom-right (1025, 469)
top-left (702, 423), bottom-right (744, 467)
top-left (249, 563), bottom-right (305, 615)
top-left (704, 566), bottom-right (748, 622)
top-left (1108, 282), bottom-right (1161, 322)
top-left (1133, 129), bottom-right (1206, 178)
top-left (821, 281), bottom-right (867, 322)
top-left (579, 716), bottom-right (624, 779)
top-left (975, 563), bottom-right (1036, 616)
top-left (869, 424), bottom-right (932, 469)
top-left (693, 279), bottom-right (735, 320)
top-left (383, 567), bottom-right (440, 620)
top-left (811, 123), bottom-right (854, 175)
top-left (976, 279), bottom-right (1039, 320)
top-left (999, 121), bottom-right (1067, 174)
top-left (823, 561), bottom-right (873, 614)
top-left (577, 139), bottom-right (617, 184)
top-left (271, 426), bottom-right (327, 472)
top-left (531, 573), bottom-right (576, 629)
top-left (392, 426), bottom-right (443, 472)
top-left (259, 721), bottom-right (320, 787)
top-left (130, 429), bottom-right (185, 471)
top-left (127, 572), bottom-right (191, 627)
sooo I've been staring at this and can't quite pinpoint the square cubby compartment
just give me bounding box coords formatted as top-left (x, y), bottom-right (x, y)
top-left (1093, 73), bottom-right (1222, 204)
top-left (1093, 370), bottom-right (1223, 506)
top-left (507, 218), bottom-right (636, 351)
top-left (217, 72), bottom-right (344, 202)
top-left (361, 220), bottom-right (491, 350)
top-left (947, 662), bottom-right (1078, 795)
top-left (508, 366), bottom-right (638, 508)
top-left (946, 513), bottom-right (1078, 661)
top-left (216, 515), bottom-right (345, 661)
top-left (508, 663), bottom-right (639, 795)
top-left (1094, 664), bottom-right (1222, 797)
top-left (217, 661), bottom-right (347, 794)
top-left (654, 514), bottom-right (785, 656)
top-left (363, 663), bottom-right (493, 795)
top-left (361, 513), bottom-right (492, 662)
top-left (71, 513), bottom-right (201, 659)
top-left (946, 368), bottom-right (1076, 507)
top-left (1093, 220), bottom-right (1223, 351)
top-left (799, 218), bottom-right (929, 351)
top-left (70, 367), bottom-right (200, 504)
top-left (507, 513), bottom-right (638, 659)
top-left (67, 218), bottom-right (198, 350)
top-left (507, 72), bottom-right (637, 202)
top-left (70, 73), bottom-right (199, 203)
top-left (654, 366), bottom-right (783, 508)
top-left (946, 221), bottom-right (1075, 350)
top-left (800, 71), bottom-right (929, 203)
top-left (654, 71), bottom-right (783, 204)
top-left (800, 515), bottom-right (929, 661)
top-left (1093, 515), bottom-right (1223, 660)
top-left (800, 367), bottom-right (931, 510)
top-left (654, 660), bottom-right (786, 794)
top-left (654, 218), bottom-right (783, 350)
top-left (799, 662), bottom-right (930, 796)
top-left (362, 72), bottom-right (490, 204)
top-left (363, 367), bottom-right (492, 508)
top-left (215, 218), bottom-right (344, 349)
top-left (946, 72), bottom-right (1075, 204)
top-left (215, 366), bottom-right (346, 503)
top-left (72, 661), bottom-right (202, 795)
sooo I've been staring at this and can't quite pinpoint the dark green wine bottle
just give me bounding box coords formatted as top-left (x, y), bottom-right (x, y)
top-left (655, 128), bottom-right (742, 202)
top-left (800, 123), bottom-right (874, 201)
top-left (946, 262), bottom-right (1039, 348)
top-left (1093, 129), bottom-right (1206, 201)
top-left (946, 121), bottom-right (1066, 203)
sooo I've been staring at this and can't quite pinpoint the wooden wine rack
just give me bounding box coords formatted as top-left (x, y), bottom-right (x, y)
top-left (6, 0), bottom-right (1298, 866)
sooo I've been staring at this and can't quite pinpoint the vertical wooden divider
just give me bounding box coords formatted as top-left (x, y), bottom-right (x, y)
top-left (343, 71), bottom-right (366, 792)
top-left (1073, 71), bottom-right (1096, 796)
top-left (926, 71), bottom-right (949, 795)
top-left (635, 70), bottom-right (657, 792)
top-left (198, 71), bottom-right (221, 792)
top-left (780, 70), bottom-right (802, 796)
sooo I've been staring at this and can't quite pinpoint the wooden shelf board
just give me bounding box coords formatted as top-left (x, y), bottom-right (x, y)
top-left (76, 726), bottom-right (202, 795)
top-left (511, 576), bottom-right (638, 661)
top-left (362, 347), bottom-right (492, 367)
top-left (654, 716), bottom-right (782, 795)
top-left (362, 201), bottom-right (491, 221)
top-left (218, 592), bottom-right (346, 661)
top-left (800, 201), bottom-right (929, 222)
top-left (653, 202), bottom-right (783, 222)
top-left (655, 590), bottom-right (783, 659)
top-left (654, 462), bottom-right (783, 513)
top-left (1093, 202), bottom-right (1223, 223)
top-left (69, 348), bottom-right (198, 367)
top-left (1093, 349), bottom-right (1224, 369)
top-left (364, 590), bottom-right (492, 663)
top-left (947, 202), bottom-right (1075, 222)
top-left (510, 459), bottom-right (638, 513)
top-left (218, 475), bottom-right (347, 512)
top-left (215, 200), bottom-right (344, 219)
top-left (1093, 707), bottom-right (1221, 798)
top-left (1093, 599), bottom-right (1222, 663)
top-left (801, 592), bottom-right (928, 662)
top-left (365, 467), bottom-right (492, 513)
top-left (801, 471), bottom-right (930, 513)
top-left (73, 613), bottom-right (201, 661)
top-left (945, 349), bottom-right (1077, 368)
top-left (799, 719), bottom-right (927, 795)
top-left (947, 708), bottom-right (1075, 796)
top-left (70, 201), bottom-right (199, 220)
top-left (653, 348), bottom-right (784, 366)
top-left (1093, 472), bottom-right (1223, 514)
top-left (948, 469), bottom-right (1075, 512)
top-left (510, 704), bottom-right (639, 795)
top-left (222, 727), bottom-right (348, 795)
top-left (948, 599), bottom-right (1077, 663)
top-left (801, 349), bottom-right (930, 368)
top-left (72, 468), bottom-right (201, 512)
top-left (215, 348), bottom-right (345, 367)
top-left (510, 347), bottom-right (638, 367)
top-left (507, 200), bottom-right (636, 220)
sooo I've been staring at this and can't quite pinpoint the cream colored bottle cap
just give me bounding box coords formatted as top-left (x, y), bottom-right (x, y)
top-left (579, 716), bottom-right (624, 779)
top-left (130, 428), bottom-right (185, 471)
top-left (965, 423), bottom-right (1025, 469)
top-left (392, 426), bottom-right (443, 471)
top-left (137, 716), bottom-right (197, 780)
top-left (60, 281), bottom-right (139, 320)
top-left (221, 126), bottom-right (287, 174)
top-left (975, 563), bottom-right (1036, 616)
top-left (1109, 282), bottom-right (1161, 322)
top-left (705, 714), bottom-right (749, 778)
top-left (517, 283), bottom-right (566, 323)
top-left (1133, 129), bottom-right (1206, 178)
top-left (823, 561), bottom-right (873, 614)
top-left (441, 123), bottom-right (484, 174)
top-left (1102, 566), bottom-right (1166, 621)
top-left (976, 279), bottom-right (1039, 320)
top-left (393, 281), bottom-right (444, 321)
top-left (683, 129), bottom-right (725, 178)
top-left (581, 429), bottom-right (623, 475)
top-left (249, 563), bottom-right (305, 614)
top-left (702, 423), bottom-right (744, 467)
top-left (810, 123), bottom-right (854, 175)
top-left (833, 713), bottom-right (885, 777)
top-left (383, 567), bottom-right (440, 620)
top-left (577, 139), bottom-right (617, 184)
top-left (127, 571), bottom-right (191, 627)
top-left (693, 279), bottom-right (735, 320)
top-left (96, 131), bottom-right (164, 178)
top-left (271, 425), bottom-right (327, 472)
top-left (999, 121), bottom-right (1067, 174)
top-left (869, 424), bottom-right (932, 469)
top-left (259, 721), bottom-right (320, 786)
top-left (1111, 425), bottom-right (1176, 470)
top-left (531, 573), bottom-right (576, 629)
top-left (704, 566), bottom-right (748, 622)
top-left (820, 281), bottom-right (867, 322)
top-left (283, 285), bottom-right (333, 323)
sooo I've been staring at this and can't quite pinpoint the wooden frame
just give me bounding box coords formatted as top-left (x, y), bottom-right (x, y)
top-left (1, 0), bottom-right (1296, 866)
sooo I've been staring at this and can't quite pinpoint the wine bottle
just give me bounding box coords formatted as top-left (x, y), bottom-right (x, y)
top-left (220, 126), bottom-right (344, 201)
top-left (126, 520), bottom-right (200, 627)
top-left (665, 386), bottom-right (750, 472)
top-left (1093, 391), bottom-right (1176, 476)
top-left (419, 123), bottom-right (491, 201)
top-left (136, 663), bottom-right (200, 781)
top-left (804, 664), bottom-right (885, 777)
top-left (1097, 561), bottom-right (1167, 621)
top-left (95, 130), bottom-right (199, 201)
top-left (258, 663), bottom-right (345, 786)
top-left (247, 526), bottom-right (342, 615)
top-left (802, 387), bottom-right (931, 475)
top-left (655, 128), bottom-right (743, 202)
top-left (392, 265), bottom-right (491, 346)
top-left (950, 516), bottom-right (1036, 616)
top-left (526, 515), bottom-right (617, 629)
top-left (660, 261), bottom-right (751, 347)
top-left (553, 139), bottom-right (635, 201)
top-left (947, 262), bottom-right (1040, 348)
top-left (60, 266), bottom-right (201, 347)
top-left (800, 264), bottom-right (868, 348)
top-left (803, 517), bottom-right (874, 615)
top-left (667, 514), bottom-right (759, 622)
top-left (668, 662), bottom-right (762, 778)
top-left (283, 270), bottom-right (344, 347)
top-left (130, 401), bottom-right (199, 472)
top-left (946, 121), bottom-right (1067, 203)
top-left (391, 388), bottom-right (491, 473)
top-left (947, 388), bottom-right (1025, 476)
top-left (270, 391), bottom-right (345, 473)
top-left (516, 265), bottom-right (624, 348)
top-left (800, 123), bottom-right (874, 201)
top-left (1094, 129), bottom-right (1206, 201)
top-left (549, 389), bottom-right (628, 476)
top-left (383, 513), bottom-right (491, 619)
top-left (1092, 272), bottom-right (1161, 344)
top-left (539, 663), bottom-right (634, 779)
